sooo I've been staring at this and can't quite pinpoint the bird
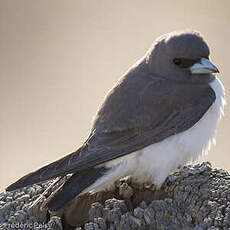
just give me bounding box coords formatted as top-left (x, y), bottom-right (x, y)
top-left (6, 30), bottom-right (226, 211)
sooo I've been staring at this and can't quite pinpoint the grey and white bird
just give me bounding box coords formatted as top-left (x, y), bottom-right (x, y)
top-left (6, 30), bottom-right (226, 211)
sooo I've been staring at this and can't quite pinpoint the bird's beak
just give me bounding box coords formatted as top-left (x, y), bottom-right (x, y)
top-left (190, 58), bottom-right (219, 74)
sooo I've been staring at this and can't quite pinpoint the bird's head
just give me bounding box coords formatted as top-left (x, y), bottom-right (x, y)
top-left (146, 30), bottom-right (219, 84)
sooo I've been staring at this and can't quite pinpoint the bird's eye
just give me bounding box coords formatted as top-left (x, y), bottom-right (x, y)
top-left (173, 58), bottom-right (197, 68)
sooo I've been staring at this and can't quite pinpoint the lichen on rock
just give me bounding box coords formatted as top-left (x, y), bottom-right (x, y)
top-left (1, 162), bottom-right (230, 230)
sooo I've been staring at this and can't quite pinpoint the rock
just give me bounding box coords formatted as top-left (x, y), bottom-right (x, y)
top-left (119, 183), bottom-right (134, 199)
top-left (2, 162), bottom-right (230, 229)
top-left (47, 216), bottom-right (63, 230)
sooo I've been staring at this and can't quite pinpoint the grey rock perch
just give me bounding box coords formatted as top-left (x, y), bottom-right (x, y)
top-left (1, 162), bottom-right (230, 230)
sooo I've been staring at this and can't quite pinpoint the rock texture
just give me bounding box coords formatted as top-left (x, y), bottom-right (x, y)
top-left (1, 162), bottom-right (230, 230)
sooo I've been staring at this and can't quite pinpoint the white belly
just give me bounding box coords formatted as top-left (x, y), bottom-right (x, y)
top-left (86, 78), bottom-right (226, 193)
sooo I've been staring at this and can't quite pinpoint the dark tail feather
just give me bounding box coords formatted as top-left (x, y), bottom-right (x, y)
top-left (6, 147), bottom-right (84, 192)
top-left (46, 166), bottom-right (108, 211)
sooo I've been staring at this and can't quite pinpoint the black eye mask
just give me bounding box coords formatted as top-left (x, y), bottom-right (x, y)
top-left (173, 58), bottom-right (198, 68)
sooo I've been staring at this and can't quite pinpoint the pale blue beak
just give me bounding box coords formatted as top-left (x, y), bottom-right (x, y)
top-left (190, 58), bottom-right (219, 74)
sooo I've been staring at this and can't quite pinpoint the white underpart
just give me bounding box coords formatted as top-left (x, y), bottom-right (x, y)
top-left (83, 78), bottom-right (226, 194)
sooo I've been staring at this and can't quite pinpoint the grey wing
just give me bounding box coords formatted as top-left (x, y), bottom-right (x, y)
top-left (70, 84), bottom-right (216, 170)
top-left (6, 81), bottom-right (216, 191)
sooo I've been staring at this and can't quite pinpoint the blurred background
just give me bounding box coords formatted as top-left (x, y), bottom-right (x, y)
top-left (0, 0), bottom-right (229, 191)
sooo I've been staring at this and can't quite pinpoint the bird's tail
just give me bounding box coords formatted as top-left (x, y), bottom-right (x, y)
top-left (28, 176), bottom-right (65, 211)
top-left (45, 166), bottom-right (108, 211)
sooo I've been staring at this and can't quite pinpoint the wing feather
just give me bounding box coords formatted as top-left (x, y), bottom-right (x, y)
top-left (6, 77), bottom-right (216, 191)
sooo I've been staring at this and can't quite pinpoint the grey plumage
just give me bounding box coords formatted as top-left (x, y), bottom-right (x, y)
top-left (6, 30), bottom-right (221, 211)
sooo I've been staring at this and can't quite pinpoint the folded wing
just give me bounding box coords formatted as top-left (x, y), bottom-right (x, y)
top-left (6, 77), bottom-right (216, 191)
